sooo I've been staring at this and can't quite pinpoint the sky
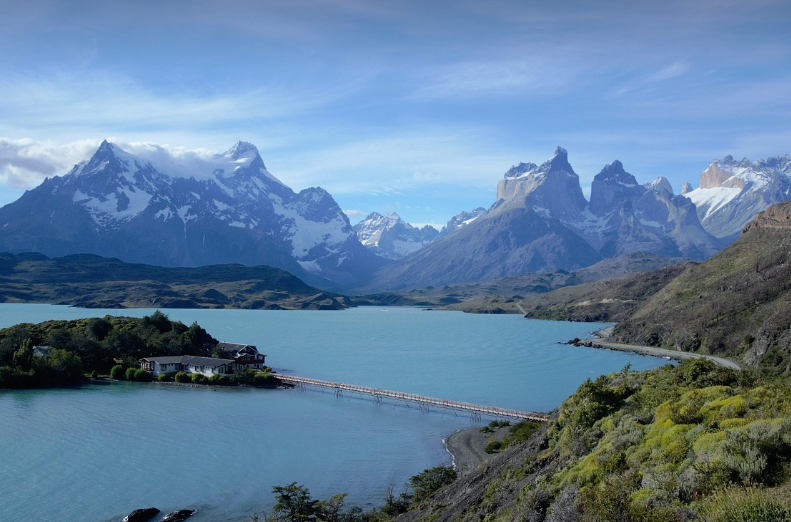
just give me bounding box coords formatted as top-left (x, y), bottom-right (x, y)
top-left (1, 0), bottom-right (790, 229)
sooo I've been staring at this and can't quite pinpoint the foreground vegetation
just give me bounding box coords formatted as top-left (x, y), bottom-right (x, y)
top-left (249, 465), bottom-right (458, 522)
top-left (395, 360), bottom-right (791, 522)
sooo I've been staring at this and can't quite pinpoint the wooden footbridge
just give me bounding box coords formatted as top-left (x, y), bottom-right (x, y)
top-left (277, 374), bottom-right (549, 422)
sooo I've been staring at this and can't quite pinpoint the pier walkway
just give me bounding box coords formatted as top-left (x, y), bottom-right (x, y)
top-left (277, 374), bottom-right (549, 422)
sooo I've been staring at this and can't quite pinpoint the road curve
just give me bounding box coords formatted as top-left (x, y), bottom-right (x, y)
top-left (589, 328), bottom-right (742, 370)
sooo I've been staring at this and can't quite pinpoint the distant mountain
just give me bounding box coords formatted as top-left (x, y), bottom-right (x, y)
top-left (0, 252), bottom-right (350, 310)
top-left (683, 154), bottom-right (791, 241)
top-left (364, 147), bottom-right (721, 291)
top-left (437, 207), bottom-right (487, 238)
top-left (0, 141), bottom-right (385, 288)
top-left (353, 212), bottom-right (438, 259)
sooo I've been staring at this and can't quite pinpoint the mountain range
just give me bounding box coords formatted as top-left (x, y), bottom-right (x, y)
top-left (1, 141), bottom-right (790, 294)
top-left (0, 141), bottom-right (384, 289)
top-left (362, 147), bottom-right (723, 291)
top-left (683, 154), bottom-right (791, 241)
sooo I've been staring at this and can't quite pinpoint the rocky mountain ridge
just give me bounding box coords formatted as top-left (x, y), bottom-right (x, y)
top-left (0, 141), bottom-right (385, 289)
top-left (365, 147), bottom-right (723, 291)
top-left (683, 154), bottom-right (791, 240)
top-left (353, 212), bottom-right (438, 259)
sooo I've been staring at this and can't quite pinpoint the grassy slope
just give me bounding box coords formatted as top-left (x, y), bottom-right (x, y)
top-left (398, 361), bottom-right (791, 522)
top-left (612, 202), bottom-right (791, 373)
top-left (0, 252), bottom-right (350, 310)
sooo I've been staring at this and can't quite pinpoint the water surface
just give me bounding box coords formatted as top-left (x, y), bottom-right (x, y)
top-left (0, 305), bottom-right (667, 521)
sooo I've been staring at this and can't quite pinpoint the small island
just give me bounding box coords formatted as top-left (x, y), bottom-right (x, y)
top-left (0, 311), bottom-right (282, 389)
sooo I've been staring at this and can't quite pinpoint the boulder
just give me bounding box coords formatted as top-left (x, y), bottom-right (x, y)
top-left (123, 507), bottom-right (160, 522)
top-left (161, 510), bottom-right (196, 522)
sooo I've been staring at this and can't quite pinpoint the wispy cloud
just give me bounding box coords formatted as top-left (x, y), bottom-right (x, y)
top-left (271, 130), bottom-right (521, 195)
top-left (0, 138), bottom-right (100, 189)
top-left (0, 68), bottom-right (366, 138)
top-left (614, 61), bottom-right (690, 97)
top-left (411, 57), bottom-right (585, 100)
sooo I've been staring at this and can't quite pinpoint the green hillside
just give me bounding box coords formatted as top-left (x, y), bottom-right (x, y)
top-left (399, 361), bottom-right (791, 522)
top-left (0, 252), bottom-right (350, 310)
top-left (611, 202), bottom-right (791, 373)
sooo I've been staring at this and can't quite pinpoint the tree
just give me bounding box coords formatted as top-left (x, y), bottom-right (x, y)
top-left (12, 339), bottom-right (34, 371)
top-left (143, 310), bottom-right (172, 334)
top-left (408, 465), bottom-right (457, 505)
top-left (46, 348), bottom-right (83, 383)
top-left (271, 482), bottom-right (318, 521)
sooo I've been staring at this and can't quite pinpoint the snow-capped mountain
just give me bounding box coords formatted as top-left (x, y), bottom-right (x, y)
top-left (353, 212), bottom-right (438, 260)
top-left (365, 148), bottom-right (722, 291)
top-left (0, 140), bottom-right (385, 288)
top-left (683, 155), bottom-right (791, 240)
top-left (437, 207), bottom-right (487, 238)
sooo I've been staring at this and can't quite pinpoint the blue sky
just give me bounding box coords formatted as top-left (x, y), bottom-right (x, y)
top-left (1, 0), bottom-right (790, 228)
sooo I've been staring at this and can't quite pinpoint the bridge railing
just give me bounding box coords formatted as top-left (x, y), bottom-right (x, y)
top-left (277, 374), bottom-right (549, 422)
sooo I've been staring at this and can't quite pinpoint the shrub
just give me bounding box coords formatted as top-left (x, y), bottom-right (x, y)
top-left (125, 367), bottom-right (137, 381)
top-left (485, 440), bottom-right (503, 454)
top-left (90, 370), bottom-right (99, 379)
top-left (209, 373), bottom-right (229, 385)
top-left (110, 364), bottom-right (125, 380)
top-left (408, 465), bottom-right (457, 504)
top-left (133, 368), bottom-right (151, 382)
top-left (174, 371), bottom-right (190, 383)
top-left (158, 373), bottom-right (172, 382)
top-left (190, 373), bottom-right (208, 384)
top-left (252, 372), bottom-right (276, 386)
top-left (699, 488), bottom-right (791, 522)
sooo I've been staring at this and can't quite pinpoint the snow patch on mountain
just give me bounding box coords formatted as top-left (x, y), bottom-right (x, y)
top-left (353, 212), bottom-right (438, 259)
top-left (685, 186), bottom-right (742, 220)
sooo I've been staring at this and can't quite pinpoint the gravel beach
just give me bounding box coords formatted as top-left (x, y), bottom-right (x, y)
top-left (445, 426), bottom-right (509, 475)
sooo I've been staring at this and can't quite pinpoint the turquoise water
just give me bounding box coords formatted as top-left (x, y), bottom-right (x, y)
top-left (0, 305), bottom-right (668, 521)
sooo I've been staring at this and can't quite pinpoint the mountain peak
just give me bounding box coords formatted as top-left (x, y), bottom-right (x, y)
top-left (645, 176), bottom-right (674, 196)
top-left (226, 141), bottom-right (260, 160)
top-left (548, 146), bottom-right (571, 170)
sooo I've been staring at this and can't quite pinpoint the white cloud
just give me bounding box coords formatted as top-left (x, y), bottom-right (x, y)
top-left (0, 69), bottom-right (366, 138)
top-left (0, 137), bottom-right (100, 189)
top-left (270, 130), bottom-right (523, 196)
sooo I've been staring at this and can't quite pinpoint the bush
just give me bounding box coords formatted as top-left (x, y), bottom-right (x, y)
top-left (158, 373), bottom-right (172, 382)
top-left (133, 368), bottom-right (151, 382)
top-left (408, 465), bottom-right (457, 504)
top-left (174, 371), bottom-right (190, 383)
top-left (190, 373), bottom-right (208, 384)
top-left (485, 440), bottom-right (503, 454)
top-left (699, 488), bottom-right (791, 522)
top-left (110, 364), bottom-right (125, 380)
top-left (90, 370), bottom-right (99, 379)
top-left (252, 372), bottom-right (276, 387)
top-left (125, 367), bottom-right (137, 381)
top-left (209, 373), bottom-right (229, 385)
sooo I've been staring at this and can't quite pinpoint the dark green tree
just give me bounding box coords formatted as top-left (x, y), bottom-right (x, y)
top-left (271, 482), bottom-right (318, 521)
top-left (12, 339), bottom-right (34, 371)
top-left (408, 465), bottom-right (457, 505)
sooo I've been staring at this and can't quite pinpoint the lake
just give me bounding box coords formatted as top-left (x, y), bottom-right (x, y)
top-left (0, 305), bottom-right (668, 522)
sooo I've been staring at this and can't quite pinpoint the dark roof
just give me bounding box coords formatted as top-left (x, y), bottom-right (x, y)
top-left (32, 346), bottom-right (52, 357)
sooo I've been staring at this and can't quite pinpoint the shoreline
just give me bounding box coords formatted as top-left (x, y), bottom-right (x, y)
top-left (579, 327), bottom-right (742, 370)
top-left (445, 425), bottom-right (510, 475)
